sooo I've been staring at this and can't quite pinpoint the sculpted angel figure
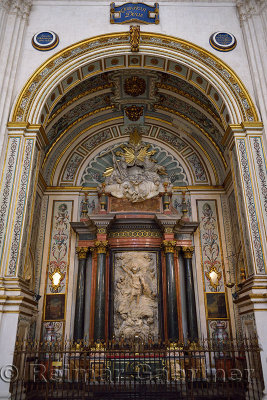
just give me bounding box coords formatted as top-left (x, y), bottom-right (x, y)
top-left (120, 263), bottom-right (154, 304)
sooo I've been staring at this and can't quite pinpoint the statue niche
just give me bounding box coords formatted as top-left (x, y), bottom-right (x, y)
top-left (103, 129), bottom-right (172, 203)
top-left (114, 251), bottom-right (159, 338)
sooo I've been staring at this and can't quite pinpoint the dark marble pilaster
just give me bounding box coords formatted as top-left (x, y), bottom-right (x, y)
top-left (163, 240), bottom-right (179, 341)
top-left (74, 247), bottom-right (89, 341)
top-left (94, 241), bottom-right (108, 341)
top-left (182, 246), bottom-right (198, 341)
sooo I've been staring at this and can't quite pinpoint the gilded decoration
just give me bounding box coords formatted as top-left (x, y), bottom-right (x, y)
top-left (94, 241), bottom-right (109, 254)
top-left (49, 267), bottom-right (65, 291)
top-left (162, 240), bottom-right (177, 253)
top-left (124, 76), bottom-right (146, 97)
top-left (80, 138), bottom-right (188, 188)
top-left (125, 105), bottom-right (143, 121)
top-left (102, 128), bottom-right (172, 203)
top-left (109, 230), bottom-right (161, 238)
top-left (76, 246), bottom-right (89, 259)
top-left (113, 251), bottom-right (158, 338)
top-left (205, 266), bottom-right (222, 290)
top-left (182, 246), bottom-right (194, 259)
top-left (12, 32), bottom-right (258, 125)
top-left (130, 25), bottom-right (140, 52)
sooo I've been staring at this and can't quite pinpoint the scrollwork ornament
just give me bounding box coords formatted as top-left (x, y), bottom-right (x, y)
top-left (182, 246), bottom-right (194, 259)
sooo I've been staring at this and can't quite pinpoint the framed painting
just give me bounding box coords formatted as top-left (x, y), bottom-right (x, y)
top-left (44, 294), bottom-right (65, 321)
top-left (206, 293), bottom-right (227, 319)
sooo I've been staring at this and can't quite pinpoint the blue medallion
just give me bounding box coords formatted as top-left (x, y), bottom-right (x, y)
top-left (209, 32), bottom-right (237, 52)
top-left (110, 2), bottom-right (159, 24)
top-left (32, 31), bottom-right (59, 51)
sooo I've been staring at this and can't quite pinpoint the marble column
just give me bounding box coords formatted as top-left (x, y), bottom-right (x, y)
top-left (163, 240), bottom-right (179, 341)
top-left (94, 241), bottom-right (108, 341)
top-left (74, 247), bottom-right (89, 341)
top-left (182, 246), bottom-right (198, 341)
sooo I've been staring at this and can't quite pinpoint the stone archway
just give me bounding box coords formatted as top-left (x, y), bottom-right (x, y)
top-left (0, 31), bottom-right (267, 398)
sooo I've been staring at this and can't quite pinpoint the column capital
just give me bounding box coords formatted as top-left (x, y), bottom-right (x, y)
top-left (182, 246), bottom-right (194, 259)
top-left (94, 240), bottom-right (109, 254)
top-left (76, 246), bottom-right (89, 259)
top-left (162, 240), bottom-right (177, 253)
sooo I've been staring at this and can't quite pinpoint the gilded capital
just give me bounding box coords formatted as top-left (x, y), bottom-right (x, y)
top-left (95, 240), bottom-right (109, 254)
top-left (162, 240), bottom-right (177, 253)
top-left (182, 246), bottom-right (194, 259)
top-left (76, 247), bottom-right (89, 259)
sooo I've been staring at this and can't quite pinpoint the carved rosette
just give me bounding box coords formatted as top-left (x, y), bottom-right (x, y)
top-left (76, 247), bottom-right (89, 259)
top-left (94, 240), bottom-right (109, 254)
top-left (162, 240), bottom-right (177, 253)
top-left (182, 246), bottom-right (194, 259)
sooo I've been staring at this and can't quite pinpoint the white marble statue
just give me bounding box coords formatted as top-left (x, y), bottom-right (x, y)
top-left (114, 251), bottom-right (158, 338)
top-left (103, 129), bottom-right (172, 202)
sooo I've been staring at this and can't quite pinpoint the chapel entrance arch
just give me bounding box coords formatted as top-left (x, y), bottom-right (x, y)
top-left (0, 31), bottom-right (266, 360)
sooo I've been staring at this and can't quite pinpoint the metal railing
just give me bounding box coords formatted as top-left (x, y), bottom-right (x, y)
top-left (11, 336), bottom-right (264, 399)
